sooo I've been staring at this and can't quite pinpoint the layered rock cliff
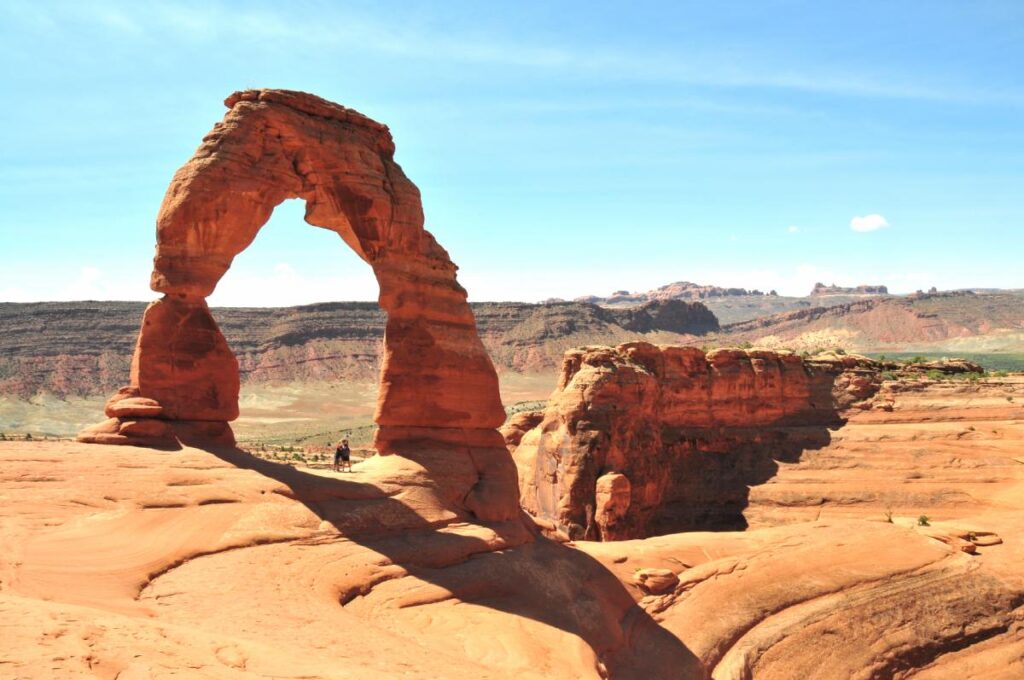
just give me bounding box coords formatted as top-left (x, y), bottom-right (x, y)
top-left (505, 343), bottom-right (884, 540)
top-left (0, 299), bottom-right (716, 399)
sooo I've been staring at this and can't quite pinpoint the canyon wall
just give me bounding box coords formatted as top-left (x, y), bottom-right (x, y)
top-left (506, 342), bottom-right (882, 539)
top-left (0, 299), bottom-right (716, 399)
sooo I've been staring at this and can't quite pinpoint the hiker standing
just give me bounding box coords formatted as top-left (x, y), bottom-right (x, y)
top-left (334, 438), bottom-right (352, 472)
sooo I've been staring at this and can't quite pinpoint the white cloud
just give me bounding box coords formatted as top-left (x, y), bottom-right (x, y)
top-left (850, 214), bottom-right (889, 232)
top-left (787, 225), bottom-right (799, 233)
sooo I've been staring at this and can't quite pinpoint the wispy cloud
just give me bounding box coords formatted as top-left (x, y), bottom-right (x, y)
top-left (8, 1), bottom-right (1022, 106)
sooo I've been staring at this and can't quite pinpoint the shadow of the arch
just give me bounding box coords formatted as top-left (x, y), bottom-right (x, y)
top-left (193, 442), bottom-right (706, 679)
top-left (648, 421), bottom-right (838, 534)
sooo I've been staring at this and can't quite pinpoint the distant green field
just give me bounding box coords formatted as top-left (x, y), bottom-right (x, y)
top-left (865, 352), bottom-right (1024, 372)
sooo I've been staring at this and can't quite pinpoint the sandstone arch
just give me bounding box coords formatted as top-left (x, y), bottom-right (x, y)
top-left (78, 89), bottom-right (518, 521)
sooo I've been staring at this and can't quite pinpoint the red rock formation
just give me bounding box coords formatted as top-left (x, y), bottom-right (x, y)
top-left (77, 89), bottom-right (517, 521)
top-left (505, 342), bottom-right (883, 539)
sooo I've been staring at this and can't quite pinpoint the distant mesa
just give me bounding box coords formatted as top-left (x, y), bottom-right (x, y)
top-left (810, 282), bottom-right (888, 296)
top-left (578, 281), bottom-right (776, 306)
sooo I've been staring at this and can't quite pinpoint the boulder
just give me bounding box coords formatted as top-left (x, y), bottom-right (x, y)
top-left (632, 568), bottom-right (680, 595)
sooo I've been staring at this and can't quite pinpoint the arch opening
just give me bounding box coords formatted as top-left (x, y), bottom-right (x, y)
top-left (207, 197), bottom-right (383, 444)
top-left (77, 89), bottom-right (519, 522)
top-left (207, 198), bottom-right (379, 307)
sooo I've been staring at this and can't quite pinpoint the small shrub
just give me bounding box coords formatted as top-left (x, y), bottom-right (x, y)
top-left (738, 341), bottom-right (753, 350)
top-left (926, 369), bottom-right (943, 381)
top-left (884, 508), bottom-right (894, 523)
top-left (881, 371), bottom-right (897, 381)
top-left (910, 356), bottom-right (926, 365)
top-left (24, 432), bottom-right (33, 441)
top-left (917, 515), bottom-right (930, 527)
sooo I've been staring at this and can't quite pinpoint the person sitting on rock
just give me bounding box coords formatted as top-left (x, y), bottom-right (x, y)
top-left (334, 439), bottom-right (352, 473)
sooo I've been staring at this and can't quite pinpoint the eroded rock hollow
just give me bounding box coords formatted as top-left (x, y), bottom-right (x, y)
top-left (78, 89), bottom-right (518, 521)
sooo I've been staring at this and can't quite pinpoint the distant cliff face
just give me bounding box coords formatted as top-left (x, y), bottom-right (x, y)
top-left (0, 299), bottom-right (718, 399)
top-left (505, 343), bottom-right (883, 540)
top-left (810, 282), bottom-right (889, 296)
top-left (715, 290), bottom-right (1024, 352)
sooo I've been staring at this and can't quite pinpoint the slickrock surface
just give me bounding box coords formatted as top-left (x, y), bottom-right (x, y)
top-left (0, 441), bottom-right (700, 679)
top-left (572, 372), bottom-right (1024, 678)
top-left (745, 372), bottom-right (1024, 528)
top-left (507, 343), bottom-right (884, 539)
top-left (3, 398), bottom-right (1023, 679)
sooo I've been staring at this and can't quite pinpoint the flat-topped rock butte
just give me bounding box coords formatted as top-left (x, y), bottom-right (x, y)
top-left (4, 90), bottom-right (1023, 679)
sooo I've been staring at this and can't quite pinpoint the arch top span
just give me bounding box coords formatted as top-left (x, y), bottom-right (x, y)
top-left (152, 88), bottom-right (428, 298)
top-left (78, 89), bottom-right (518, 522)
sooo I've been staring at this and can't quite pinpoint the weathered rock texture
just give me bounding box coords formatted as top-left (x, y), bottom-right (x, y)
top-left (506, 343), bottom-right (884, 539)
top-left (77, 89), bottom-right (518, 521)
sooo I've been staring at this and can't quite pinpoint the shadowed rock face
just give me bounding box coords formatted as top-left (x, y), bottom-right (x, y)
top-left (506, 342), bottom-right (884, 539)
top-left (77, 89), bottom-right (518, 521)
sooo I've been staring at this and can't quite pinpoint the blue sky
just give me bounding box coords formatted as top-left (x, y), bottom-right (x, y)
top-left (1, 1), bottom-right (1021, 304)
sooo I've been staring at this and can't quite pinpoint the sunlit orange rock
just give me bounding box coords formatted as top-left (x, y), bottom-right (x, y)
top-left (78, 89), bottom-right (517, 521)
